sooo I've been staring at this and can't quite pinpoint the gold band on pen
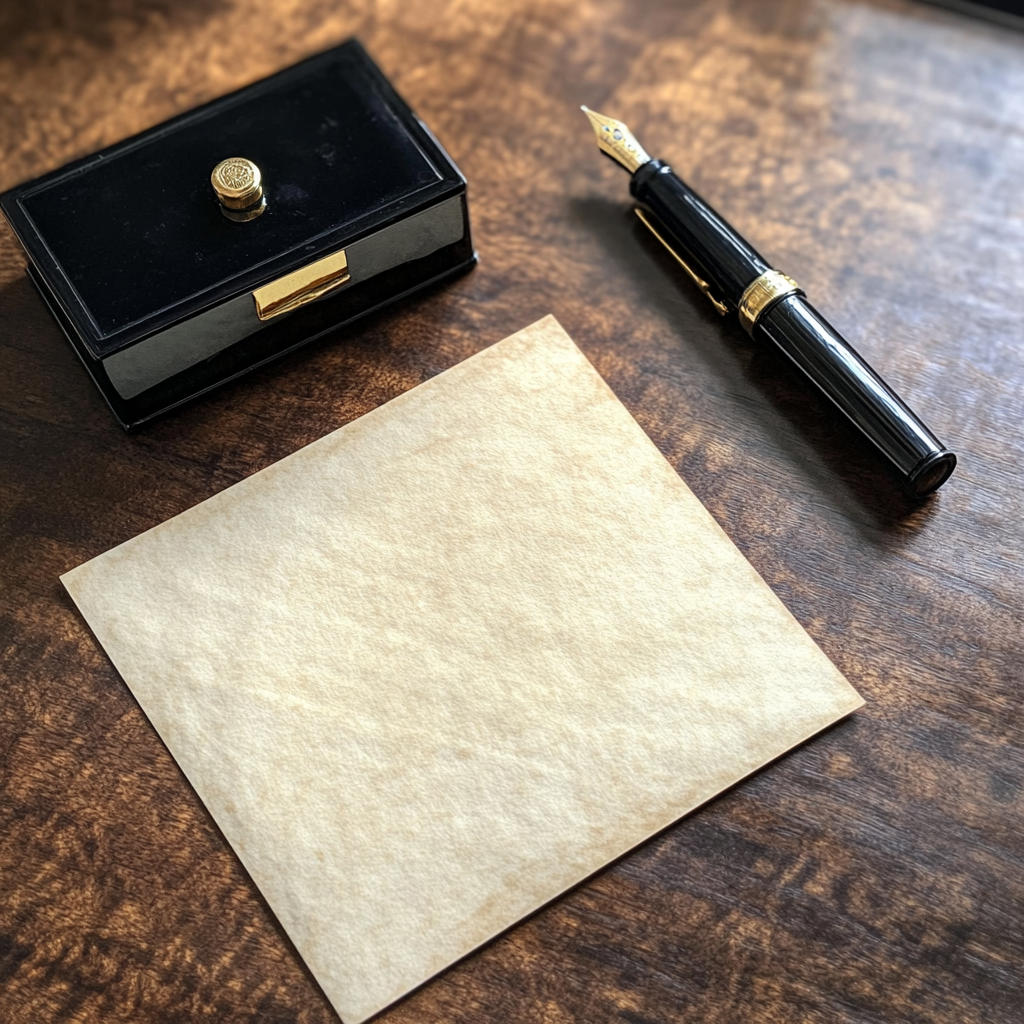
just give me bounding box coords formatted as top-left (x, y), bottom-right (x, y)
top-left (738, 270), bottom-right (803, 334)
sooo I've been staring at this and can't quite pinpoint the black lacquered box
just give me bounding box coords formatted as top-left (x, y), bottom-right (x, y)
top-left (0, 40), bottom-right (475, 429)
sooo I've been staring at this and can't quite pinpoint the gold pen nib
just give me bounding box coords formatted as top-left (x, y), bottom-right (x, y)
top-left (581, 106), bottom-right (651, 174)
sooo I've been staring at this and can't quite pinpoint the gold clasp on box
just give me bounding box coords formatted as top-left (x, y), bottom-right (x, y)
top-left (252, 249), bottom-right (350, 321)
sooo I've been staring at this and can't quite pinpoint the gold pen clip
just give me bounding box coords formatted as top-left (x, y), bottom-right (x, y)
top-left (635, 208), bottom-right (728, 316)
top-left (252, 248), bottom-right (350, 321)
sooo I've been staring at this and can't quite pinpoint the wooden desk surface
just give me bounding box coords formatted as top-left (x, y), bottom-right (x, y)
top-left (1, 1), bottom-right (1021, 1021)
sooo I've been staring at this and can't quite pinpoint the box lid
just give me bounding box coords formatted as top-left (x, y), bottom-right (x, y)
top-left (0, 40), bottom-right (465, 360)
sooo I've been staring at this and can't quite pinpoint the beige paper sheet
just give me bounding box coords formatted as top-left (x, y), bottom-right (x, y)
top-left (63, 316), bottom-right (863, 1023)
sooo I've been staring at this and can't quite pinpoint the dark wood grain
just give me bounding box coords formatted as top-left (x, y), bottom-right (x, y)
top-left (1, 1), bottom-right (1022, 1022)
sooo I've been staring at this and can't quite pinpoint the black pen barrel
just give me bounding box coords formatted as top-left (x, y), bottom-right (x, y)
top-left (631, 160), bottom-right (765, 306)
top-left (755, 297), bottom-right (955, 496)
top-left (630, 159), bottom-right (955, 497)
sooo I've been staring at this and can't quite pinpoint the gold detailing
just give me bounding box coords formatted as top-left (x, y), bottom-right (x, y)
top-left (212, 158), bottom-right (262, 209)
top-left (581, 107), bottom-right (651, 174)
top-left (221, 201), bottom-right (266, 223)
top-left (211, 157), bottom-right (266, 221)
top-left (635, 209), bottom-right (728, 316)
top-left (252, 249), bottom-right (350, 321)
top-left (737, 269), bottom-right (802, 334)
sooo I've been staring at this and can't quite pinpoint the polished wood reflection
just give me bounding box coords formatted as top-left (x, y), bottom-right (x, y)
top-left (1, 2), bottom-right (1022, 1022)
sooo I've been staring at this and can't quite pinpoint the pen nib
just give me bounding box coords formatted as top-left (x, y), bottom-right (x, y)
top-left (581, 106), bottom-right (651, 174)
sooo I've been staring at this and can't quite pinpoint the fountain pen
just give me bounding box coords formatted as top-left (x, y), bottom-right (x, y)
top-left (582, 107), bottom-right (956, 498)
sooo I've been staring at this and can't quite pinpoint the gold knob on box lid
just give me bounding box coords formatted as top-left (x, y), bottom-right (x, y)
top-left (211, 157), bottom-right (266, 221)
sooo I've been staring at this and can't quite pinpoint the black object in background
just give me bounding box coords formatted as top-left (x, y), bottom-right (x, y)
top-left (924, 0), bottom-right (1024, 28)
top-left (0, 40), bottom-right (476, 430)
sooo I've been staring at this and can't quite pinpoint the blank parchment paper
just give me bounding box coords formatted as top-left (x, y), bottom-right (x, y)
top-left (62, 316), bottom-right (863, 1023)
